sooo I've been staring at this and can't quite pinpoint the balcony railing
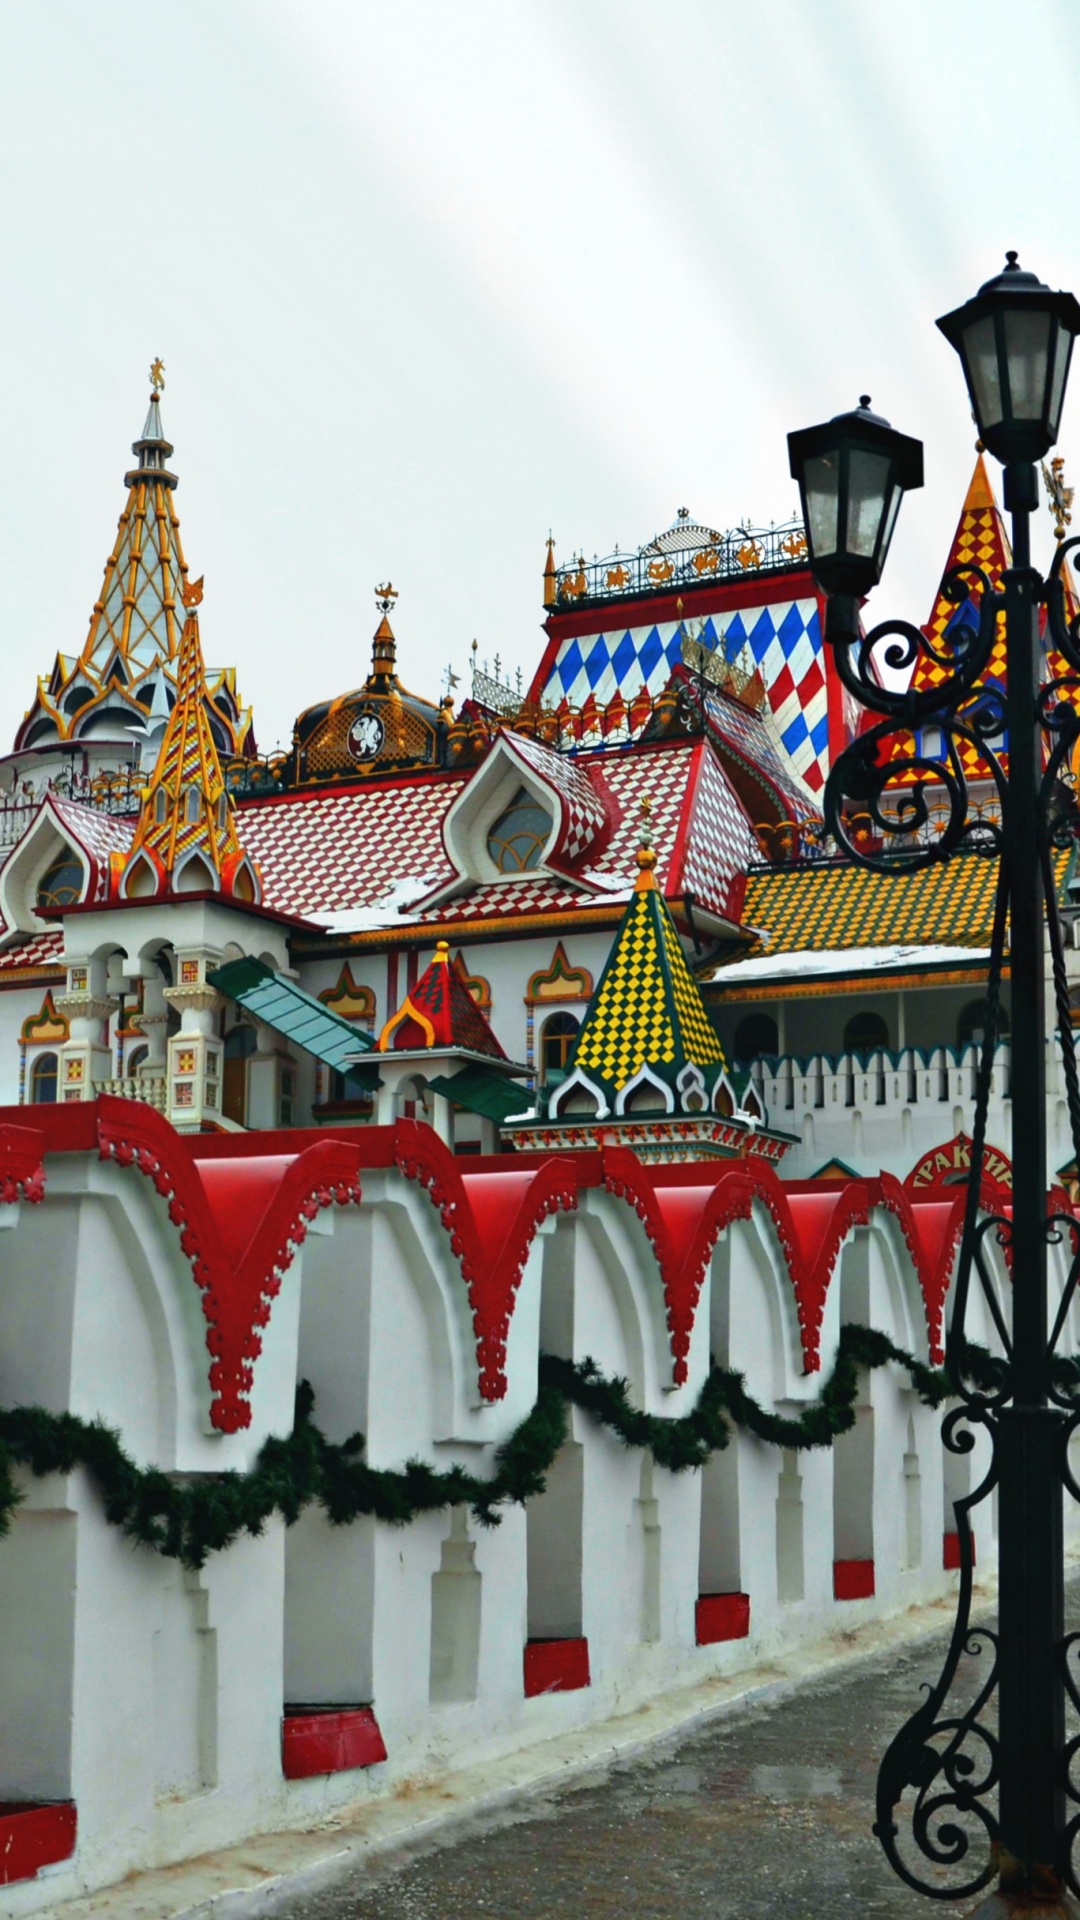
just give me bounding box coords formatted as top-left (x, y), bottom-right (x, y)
top-left (552, 519), bottom-right (808, 611)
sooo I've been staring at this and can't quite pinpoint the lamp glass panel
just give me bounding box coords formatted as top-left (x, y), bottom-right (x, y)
top-left (846, 448), bottom-right (892, 558)
top-left (1047, 322), bottom-right (1072, 437)
top-left (878, 485), bottom-right (902, 566)
top-left (1003, 307), bottom-right (1051, 419)
top-left (803, 452), bottom-right (839, 557)
top-left (963, 313), bottom-right (1003, 430)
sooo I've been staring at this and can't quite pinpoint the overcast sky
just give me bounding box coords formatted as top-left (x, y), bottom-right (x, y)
top-left (1, 0), bottom-right (1078, 755)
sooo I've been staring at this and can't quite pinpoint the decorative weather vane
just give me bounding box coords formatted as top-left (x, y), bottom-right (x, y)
top-left (374, 581), bottom-right (398, 614)
top-left (1042, 454), bottom-right (1074, 541)
top-left (150, 358), bottom-right (165, 393)
top-left (181, 575), bottom-right (204, 608)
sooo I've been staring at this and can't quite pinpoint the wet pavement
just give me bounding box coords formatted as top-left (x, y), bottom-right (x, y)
top-left (282, 1605), bottom-right (1026, 1920)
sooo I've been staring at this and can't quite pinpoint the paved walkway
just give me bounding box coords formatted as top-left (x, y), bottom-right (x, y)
top-left (285, 1618), bottom-right (995, 1920)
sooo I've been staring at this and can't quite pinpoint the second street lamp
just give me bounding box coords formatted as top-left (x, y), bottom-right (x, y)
top-left (789, 254), bottom-right (1080, 1916)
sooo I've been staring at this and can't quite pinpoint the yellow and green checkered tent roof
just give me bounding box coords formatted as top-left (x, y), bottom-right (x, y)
top-left (568, 876), bottom-right (726, 1093)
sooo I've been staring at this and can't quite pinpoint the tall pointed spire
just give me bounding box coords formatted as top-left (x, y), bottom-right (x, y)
top-left (14, 367), bottom-right (254, 757)
top-left (888, 454), bottom-right (1071, 782)
top-left (115, 580), bottom-right (260, 903)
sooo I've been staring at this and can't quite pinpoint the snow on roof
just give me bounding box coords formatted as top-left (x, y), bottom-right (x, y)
top-left (707, 943), bottom-right (993, 986)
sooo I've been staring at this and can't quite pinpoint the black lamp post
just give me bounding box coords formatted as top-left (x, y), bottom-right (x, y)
top-left (789, 255), bottom-right (1080, 1916)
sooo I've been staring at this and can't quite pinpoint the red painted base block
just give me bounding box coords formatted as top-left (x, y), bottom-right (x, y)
top-left (695, 1592), bottom-right (751, 1645)
top-left (943, 1530), bottom-right (976, 1570)
top-left (0, 1802), bottom-right (77, 1886)
top-left (524, 1637), bottom-right (591, 1697)
top-left (833, 1558), bottom-right (875, 1601)
top-left (281, 1706), bottom-right (387, 1779)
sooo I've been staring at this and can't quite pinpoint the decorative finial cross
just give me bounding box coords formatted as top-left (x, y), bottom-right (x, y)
top-left (1042, 456), bottom-right (1074, 542)
top-left (150, 358), bottom-right (165, 393)
top-left (374, 581), bottom-right (398, 614)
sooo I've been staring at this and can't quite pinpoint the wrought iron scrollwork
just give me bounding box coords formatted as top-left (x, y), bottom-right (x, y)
top-left (874, 1401), bottom-right (1000, 1901)
top-left (822, 566), bottom-right (1007, 878)
top-left (819, 542), bottom-right (1080, 1895)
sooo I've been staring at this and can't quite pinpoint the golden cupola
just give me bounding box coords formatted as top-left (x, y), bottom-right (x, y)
top-left (113, 580), bottom-right (261, 904)
top-left (287, 584), bottom-right (447, 785)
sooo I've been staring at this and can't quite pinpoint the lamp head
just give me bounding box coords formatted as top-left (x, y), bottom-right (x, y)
top-left (787, 398), bottom-right (924, 598)
top-left (937, 253), bottom-right (1080, 465)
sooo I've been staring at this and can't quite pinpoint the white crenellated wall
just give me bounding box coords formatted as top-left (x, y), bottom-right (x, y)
top-left (0, 1125), bottom-right (1061, 1916)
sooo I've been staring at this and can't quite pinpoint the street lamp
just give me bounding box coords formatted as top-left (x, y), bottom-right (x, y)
top-left (789, 254), bottom-right (1080, 1916)
top-left (787, 397), bottom-right (923, 600)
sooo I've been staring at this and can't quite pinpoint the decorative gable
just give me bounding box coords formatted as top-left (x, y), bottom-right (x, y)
top-left (423, 728), bottom-right (614, 906)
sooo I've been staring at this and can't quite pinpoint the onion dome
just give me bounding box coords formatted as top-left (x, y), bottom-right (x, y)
top-left (287, 585), bottom-right (446, 784)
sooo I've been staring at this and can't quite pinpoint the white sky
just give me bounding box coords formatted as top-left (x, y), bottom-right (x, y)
top-left (1, 0), bottom-right (1078, 755)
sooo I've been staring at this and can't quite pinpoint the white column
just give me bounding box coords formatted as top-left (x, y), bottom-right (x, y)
top-left (164, 949), bottom-right (225, 1130)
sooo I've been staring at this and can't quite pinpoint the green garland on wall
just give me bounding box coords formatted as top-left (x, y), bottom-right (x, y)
top-left (0, 1324), bottom-right (981, 1572)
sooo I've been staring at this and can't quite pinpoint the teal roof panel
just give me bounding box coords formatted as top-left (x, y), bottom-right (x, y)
top-left (208, 957), bottom-right (378, 1080)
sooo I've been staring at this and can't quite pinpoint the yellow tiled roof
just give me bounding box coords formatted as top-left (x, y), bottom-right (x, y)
top-left (736, 847), bottom-right (1071, 958)
top-left (572, 884), bottom-right (725, 1088)
top-left (740, 854), bottom-right (998, 954)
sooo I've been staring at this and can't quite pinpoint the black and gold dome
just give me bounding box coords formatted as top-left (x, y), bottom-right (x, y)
top-left (287, 588), bottom-right (451, 786)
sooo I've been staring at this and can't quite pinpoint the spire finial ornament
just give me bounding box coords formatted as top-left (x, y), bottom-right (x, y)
top-left (635, 794), bottom-right (657, 890)
top-left (181, 575), bottom-right (204, 608)
top-left (150, 358), bottom-right (165, 393)
top-left (1042, 455), bottom-right (1075, 542)
top-left (370, 583), bottom-right (398, 682)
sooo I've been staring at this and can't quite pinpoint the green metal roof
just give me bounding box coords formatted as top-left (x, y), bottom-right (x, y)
top-left (426, 1065), bottom-right (533, 1124)
top-left (208, 957), bottom-right (379, 1083)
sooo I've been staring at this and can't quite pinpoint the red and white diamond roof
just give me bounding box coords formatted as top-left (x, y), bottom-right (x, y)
top-left (236, 735), bottom-right (757, 934)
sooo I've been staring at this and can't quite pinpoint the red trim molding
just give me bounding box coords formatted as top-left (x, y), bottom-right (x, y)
top-left (695, 1592), bottom-right (750, 1644)
top-left (943, 1530), bottom-right (975, 1571)
top-left (0, 1801), bottom-right (77, 1886)
top-left (282, 1707), bottom-right (387, 1778)
top-left (523, 1637), bottom-right (591, 1697)
top-left (833, 1558), bottom-right (875, 1601)
top-left (0, 1124), bottom-right (46, 1204)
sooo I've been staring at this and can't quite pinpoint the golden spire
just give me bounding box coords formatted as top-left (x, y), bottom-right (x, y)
top-left (634, 794), bottom-right (657, 891)
top-left (118, 585), bottom-right (259, 902)
top-left (543, 534), bottom-right (557, 609)
top-left (371, 582), bottom-right (399, 682)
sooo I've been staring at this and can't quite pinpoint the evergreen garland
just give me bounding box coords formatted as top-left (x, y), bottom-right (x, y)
top-left (0, 1325), bottom-right (982, 1572)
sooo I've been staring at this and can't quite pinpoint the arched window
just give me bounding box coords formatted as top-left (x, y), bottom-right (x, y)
top-left (843, 1011), bottom-right (890, 1055)
top-left (184, 787), bottom-right (201, 824)
top-left (35, 850), bottom-right (83, 911)
top-left (154, 788), bottom-right (167, 823)
top-left (126, 1045), bottom-right (148, 1076)
top-left (957, 998), bottom-right (1011, 1046)
top-left (29, 1051), bottom-right (58, 1103)
top-left (733, 1012), bottom-right (779, 1061)
top-left (540, 1012), bottom-right (579, 1084)
top-left (486, 787), bottom-right (551, 873)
